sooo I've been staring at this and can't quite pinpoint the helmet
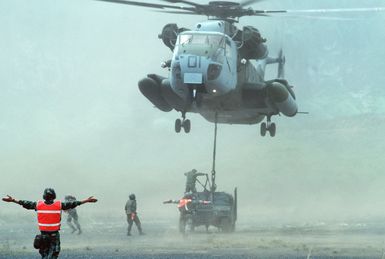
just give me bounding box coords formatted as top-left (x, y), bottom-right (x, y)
top-left (43, 188), bottom-right (56, 201)
top-left (65, 195), bottom-right (75, 201)
top-left (183, 191), bottom-right (193, 199)
top-left (129, 194), bottom-right (136, 200)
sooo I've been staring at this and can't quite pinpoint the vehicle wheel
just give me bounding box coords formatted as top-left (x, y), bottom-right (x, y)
top-left (186, 217), bottom-right (194, 232)
top-left (260, 122), bottom-right (267, 136)
top-left (175, 119), bottom-right (182, 133)
top-left (179, 216), bottom-right (186, 234)
top-left (269, 123), bottom-right (276, 137)
top-left (220, 218), bottom-right (232, 233)
top-left (183, 119), bottom-right (191, 133)
top-left (230, 222), bottom-right (236, 232)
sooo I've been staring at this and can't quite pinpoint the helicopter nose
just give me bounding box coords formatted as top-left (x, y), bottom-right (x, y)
top-left (177, 55), bottom-right (205, 85)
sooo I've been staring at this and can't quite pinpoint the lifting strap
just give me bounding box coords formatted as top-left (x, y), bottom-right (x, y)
top-left (211, 112), bottom-right (218, 193)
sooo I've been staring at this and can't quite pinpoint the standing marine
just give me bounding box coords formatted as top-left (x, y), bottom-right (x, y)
top-left (125, 193), bottom-right (144, 236)
top-left (184, 169), bottom-right (205, 193)
top-left (2, 188), bottom-right (97, 259)
top-left (64, 195), bottom-right (81, 234)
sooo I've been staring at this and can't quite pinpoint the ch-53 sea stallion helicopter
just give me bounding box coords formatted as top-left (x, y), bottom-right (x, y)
top-left (96, 0), bottom-right (385, 136)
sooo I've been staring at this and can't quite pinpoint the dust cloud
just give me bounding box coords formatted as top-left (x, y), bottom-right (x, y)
top-left (0, 0), bottom-right (385, 257)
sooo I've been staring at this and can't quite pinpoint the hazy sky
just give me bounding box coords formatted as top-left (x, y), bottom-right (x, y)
top-left (1, 0), bottom-right (385, 224)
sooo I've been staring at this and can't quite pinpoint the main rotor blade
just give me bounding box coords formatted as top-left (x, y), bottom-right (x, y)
top-left (240, 0), bottom-right (265, 8)
top-left (283, 15), bottom-right (358, 21)
top-left (251, 7), bottom-right (385, 16)
top-left (160, 0), bottom-right (203, 8)
top-left (94, 0), bottom-right (195, 11)
top-left (285, 7), bottom-right (385, 14)
top-left (253, 10), bottom-right (286, 15)
top-left (155, 10), bottom-right (201, 15)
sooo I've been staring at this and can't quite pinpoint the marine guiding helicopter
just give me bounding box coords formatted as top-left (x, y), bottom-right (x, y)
top-left (95, 0), bottom-right (385, 136)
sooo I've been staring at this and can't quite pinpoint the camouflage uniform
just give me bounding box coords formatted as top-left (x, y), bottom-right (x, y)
top-left (18, 200), bottom-right (80, 259)
top-left (184, 169), bottom-right (205, 193)
top-left (125, 196), bottom-right (143, 235)
top-left (64, 195), bottom-right (81, 234)
top-left (39, 231), bottom-right (61, 259)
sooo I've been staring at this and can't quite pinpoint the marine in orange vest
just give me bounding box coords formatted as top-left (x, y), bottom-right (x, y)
top-left (163, 192), bottom-right (210, 233)
top-left (2, 188), bottom-right (97, 259)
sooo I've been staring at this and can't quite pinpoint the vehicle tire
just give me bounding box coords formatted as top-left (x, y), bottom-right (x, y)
top-left (231, 222), bottom-right (236, 232)
top-left (186, 217), bottom-right (194, 232)
top-left (175, 119), bottom-right (182, 133)
top-left (220, 218), bottom-right (232, 233)
top-left (269, 123), bottom-right (276, 137)
top-left (183, 119), bottom-right (191, 133)
top-left (179, 216), bottom-right (186, 234)
top-left (260, 122), bottom-right (267, 136)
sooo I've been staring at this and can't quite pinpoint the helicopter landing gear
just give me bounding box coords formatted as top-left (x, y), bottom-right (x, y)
top-left (260, 115), bottom-right (276, 137)
top-left (175, 119), bottom-right (182, 133)
top-left (175, 112), bottom-right (191, 133)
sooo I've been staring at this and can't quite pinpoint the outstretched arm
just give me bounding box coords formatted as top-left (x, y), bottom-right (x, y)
top-left (62, 196), bottom-right (98, 210)
top-left (2, 195), bottom-right (19, 204)
top-left (163, 199), bottom-right (179, 204)
top-left (2, 195), bottom-right (36, 210)
top-left (80, 196), bottom-right (98, 205)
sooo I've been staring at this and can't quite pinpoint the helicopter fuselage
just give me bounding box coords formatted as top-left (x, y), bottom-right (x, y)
top-left (167, 20), bottom-right (295, 124)
top-left (138, 19), bottom-right (297, 133)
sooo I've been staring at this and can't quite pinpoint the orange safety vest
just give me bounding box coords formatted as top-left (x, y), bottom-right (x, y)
top-left (178, 199), bottom-right (192, 210)
top-left (36, 200), bottom-right (62, 231)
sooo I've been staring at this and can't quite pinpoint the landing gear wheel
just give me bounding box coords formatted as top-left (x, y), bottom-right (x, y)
top-left (260, 122), bottom-right (267, 136)
top-left (269, 123), bottom-right (276, 137)
top-left (175, 112), bottom-right (191, 134)
top-left (183, 119), bottom-right (191, 133)
top-left (175, 119), bottom-right (182, 133)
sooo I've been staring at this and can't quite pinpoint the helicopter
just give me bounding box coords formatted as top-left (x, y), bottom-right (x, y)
top-left (95, 0), bottom-right (385, 136)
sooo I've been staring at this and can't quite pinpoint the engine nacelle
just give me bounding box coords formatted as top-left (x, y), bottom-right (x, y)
top-left (158, 24), bottom-right (189, 51)
top-left (239, 26), bottom-right (268, 60)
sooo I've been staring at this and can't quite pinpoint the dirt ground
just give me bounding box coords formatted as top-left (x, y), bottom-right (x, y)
top-left (1, 215), bottom-right (385, 259)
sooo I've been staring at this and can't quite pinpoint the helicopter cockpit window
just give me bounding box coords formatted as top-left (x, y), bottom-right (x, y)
top-left (179, 34), bottom-right (193, 46)
top-left (178, 33), bottom-right (225, 47)
top-left (176, 33), bottom-right (227, 64)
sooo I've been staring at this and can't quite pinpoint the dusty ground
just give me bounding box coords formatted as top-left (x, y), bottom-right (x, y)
top-left (1, 216), bottom-right (385, 258)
